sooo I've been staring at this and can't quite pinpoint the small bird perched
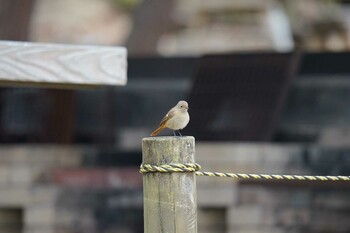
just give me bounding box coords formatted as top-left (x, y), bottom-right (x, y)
top-left (151, 100), bottom-right (190, 136)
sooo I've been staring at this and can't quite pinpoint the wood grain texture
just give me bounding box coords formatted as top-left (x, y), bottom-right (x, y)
top-left (0, 40), bottom-right (127, 87)
top-left (142, 136), bottom-right (197, 233)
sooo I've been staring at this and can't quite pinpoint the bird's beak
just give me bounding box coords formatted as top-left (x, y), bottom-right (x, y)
top-left (186, 107), bottom-right (189, 110)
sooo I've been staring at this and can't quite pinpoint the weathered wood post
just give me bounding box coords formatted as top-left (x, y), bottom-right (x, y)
top-left (142, 136), bottom-right (197, 233)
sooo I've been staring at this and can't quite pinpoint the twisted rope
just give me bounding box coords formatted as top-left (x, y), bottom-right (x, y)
top-left (140, 163), bottom-right (350, 181)
top-left (140, 163), bottom-right (202, 173)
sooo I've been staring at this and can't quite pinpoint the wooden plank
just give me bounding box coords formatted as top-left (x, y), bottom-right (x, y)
top-left (0, 40), bottom-right (127, 87)
top-left (142, 136), bottom-right (197, 233)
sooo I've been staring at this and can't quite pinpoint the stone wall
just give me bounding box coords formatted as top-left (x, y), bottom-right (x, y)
top-left (0, 144), bottom-right (349, 232)
top-left (196, 143), bottom-right (350, 233)
top-left (0, 147), bottom-right (81, 233)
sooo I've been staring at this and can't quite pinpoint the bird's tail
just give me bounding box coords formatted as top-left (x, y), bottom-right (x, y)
top-left (150, 126), bottom-right (165, 136)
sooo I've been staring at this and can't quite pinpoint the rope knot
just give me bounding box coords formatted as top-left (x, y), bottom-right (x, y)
top-left (140, 163), bottom-right (201, 174)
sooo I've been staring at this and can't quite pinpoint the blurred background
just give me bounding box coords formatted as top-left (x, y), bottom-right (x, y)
top-left (1, 0), bottom-right (350, 232)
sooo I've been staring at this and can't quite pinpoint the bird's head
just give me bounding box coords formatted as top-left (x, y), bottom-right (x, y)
top-left (177, 100), bottom-right (189, 111)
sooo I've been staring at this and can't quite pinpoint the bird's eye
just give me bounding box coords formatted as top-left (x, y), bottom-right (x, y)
top-left (180, 105), bottom-right (183, 108)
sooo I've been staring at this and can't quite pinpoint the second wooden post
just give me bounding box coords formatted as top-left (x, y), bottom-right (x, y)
top-left (142, 136), bottom-right (197, 233)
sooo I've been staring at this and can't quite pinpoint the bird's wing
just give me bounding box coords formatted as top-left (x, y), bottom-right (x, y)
top-left (159, 108), bottom-right (176, 127)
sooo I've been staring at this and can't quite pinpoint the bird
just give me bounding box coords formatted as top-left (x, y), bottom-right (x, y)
top-left (151, 100), bottom-right (190, 136)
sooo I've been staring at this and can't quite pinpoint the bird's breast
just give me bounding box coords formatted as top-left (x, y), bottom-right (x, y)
top-left (165, 112), bottom-right (189, 130)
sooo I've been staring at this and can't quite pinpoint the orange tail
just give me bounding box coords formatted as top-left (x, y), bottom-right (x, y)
top-left (151, 125), bottom-right (165, 136)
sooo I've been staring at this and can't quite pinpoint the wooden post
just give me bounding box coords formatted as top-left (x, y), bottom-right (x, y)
top-left (142, 136), bottom-right (197, 233)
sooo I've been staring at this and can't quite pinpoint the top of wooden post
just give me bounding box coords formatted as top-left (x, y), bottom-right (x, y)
top-left (0, 40), bottom-right (127, 88)
top-left (142, 136), bottom-right (195, 165)
top-left (142, 136), bottom-right (194, 145)
top-left (142, 136), bottom-right (194, 142)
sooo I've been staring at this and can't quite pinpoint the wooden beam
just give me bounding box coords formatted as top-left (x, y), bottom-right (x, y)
top-left (43, 89), bottom-right (75, 143)
top-left (142, 136), bottom-right (197, 233)
top-left (0, 41), bottom-right (127, 88)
